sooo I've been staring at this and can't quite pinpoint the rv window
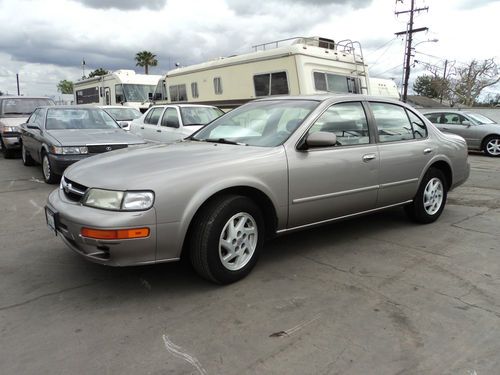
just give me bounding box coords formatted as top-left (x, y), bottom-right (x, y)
top-left (254, 72), bottom-right (289, 97)
top-left (115, 84), bottom-right (124, 103)
top-left (169, 84), bottom-right (187, 102)
top-left (313, 72), bottom-right (327, 91)
top-left (191, 82), bottom-right (199, 98)
top-left (270, 72), bottom-right (289, 95)
top-left (313, 72), bottom-right (361, 94)
top-left (75, 87), bottom-right (99, 105)
top-left (214, 77), bottom-right (223, 95)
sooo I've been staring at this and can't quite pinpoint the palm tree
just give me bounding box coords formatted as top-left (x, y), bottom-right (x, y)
top-left (135, 51), bottom-right (158, 75)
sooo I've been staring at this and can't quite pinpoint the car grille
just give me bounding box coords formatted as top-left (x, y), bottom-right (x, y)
top-left (87, 144), bottom-right (128, 154)
top-left (61, 177), bottom-right (88, 202)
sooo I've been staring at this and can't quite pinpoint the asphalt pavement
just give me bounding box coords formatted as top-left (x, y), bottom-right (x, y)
top-left (1, 153), bottom-right (499, 375)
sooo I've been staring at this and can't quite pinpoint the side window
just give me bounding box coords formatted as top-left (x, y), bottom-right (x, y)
top-left (313, 72), bottom-right (361, 94)
top-left (191, 82), bottom-right (199, 98)
top-left (145, 107), bottom-right (163, 125)
top-left (214, 77), bottom-right (223, 95)
top-left (308, 102), bottom-right (370, 146)
top-left (169, 85), bottom-right (187, 102)
top-left (161, 108), bottom-right (179, 128)
top-left (424, 113), bottom-right (440, 123)
top-left (28, 109), bottom-right (40, 124)
top-left (370, 102), bottom-right (415, 143)
top-left (115, 84), bottom-right (124, 103)
top-left (253, 72), bottom-right (289, 97)
top-left (406, 110), bottom-right (428, 139)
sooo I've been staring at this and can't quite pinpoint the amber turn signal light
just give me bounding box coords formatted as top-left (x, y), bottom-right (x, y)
top-left (81, 227), bottom-right (150, 240)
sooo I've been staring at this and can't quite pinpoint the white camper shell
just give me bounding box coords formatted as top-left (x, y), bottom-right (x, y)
top-left (74, 70), bottom-right (161, 112)
top-left (151, 37), bottom-right (383, 110)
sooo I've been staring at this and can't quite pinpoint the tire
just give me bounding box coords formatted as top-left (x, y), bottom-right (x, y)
top-left (41, 152), bottom-right (60, 184)
top-left (21, 143), bottom-right (35, 166)
top-left (189, 195), bottom-right (264, 284)
top-left (483, 136), bottom-right (500, 157)
top-left (1, 136), bottom-right (15, 159)
top-left (405, 168), bottom-right (447, 224)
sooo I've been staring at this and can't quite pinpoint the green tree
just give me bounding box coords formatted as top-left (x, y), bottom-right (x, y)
top-left (57, 80), bottom-right (74, 94)
top-left (135, 51), bottom-right (158, 74)
top-left (88, 68), bottom-right (109, 78)
top-left (413, 75), bottom-right (444, 98)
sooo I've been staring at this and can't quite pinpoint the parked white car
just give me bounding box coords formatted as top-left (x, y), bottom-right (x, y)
top-left (130, 104), bottom-right (224, 143)
top-left (99, 105), bottom-right (142, 131)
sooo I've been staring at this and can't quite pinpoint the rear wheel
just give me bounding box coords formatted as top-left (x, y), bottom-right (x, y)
top-left (42, 152), bottom-right (60, 184)
top-left (405, 168), bottom-right (447, 224)
top-left (21, 143), bottom-right (35, 166)
top-left (484, 136), bottom-right (500, 157)
top-left (189, 195), bottom-right (264, 284)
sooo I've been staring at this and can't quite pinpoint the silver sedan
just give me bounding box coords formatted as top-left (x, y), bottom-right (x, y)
top-left (422, 110), bottom-right (500, 157)
top-left (46, 95), bottom-right (470, 284)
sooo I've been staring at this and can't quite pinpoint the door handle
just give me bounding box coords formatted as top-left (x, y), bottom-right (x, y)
top-left (423, 148), bottom-right (433, 154)
top-left (156, 129), bottom-right (161, 133)
top-left (362, 153), bottom-right (376, 162)
top-left (140, 126), bottom-right (144, 129)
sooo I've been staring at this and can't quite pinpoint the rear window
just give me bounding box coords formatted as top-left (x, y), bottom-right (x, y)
top-left (1, 98), bottom-right (55, 116)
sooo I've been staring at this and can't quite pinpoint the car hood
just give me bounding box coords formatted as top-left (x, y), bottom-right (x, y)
top-left (64, 140), bottom-right (283, 190)
top-left (47, 129), bottom-right (145, 146)
top-left (0, 117), bottom-right (29, 127)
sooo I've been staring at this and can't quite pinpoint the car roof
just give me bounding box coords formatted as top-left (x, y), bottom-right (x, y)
top-left (149, 104), bottom-right (220, 109)
top-left (98, 105), bottom-right (140, 110)
top-left (255, 93), bottom-right (408, 106)
top-left (37, 105), bottom-right (104, 110)
top-left (0, 96), bottom-right (54, 100)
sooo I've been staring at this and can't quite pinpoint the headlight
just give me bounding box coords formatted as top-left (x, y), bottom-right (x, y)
top-left (1, 126), bottom-right (20, 136)
top-left (50, 146), bottom-right (88, 155)
top-left (83, 189), bottom-right (154, 211)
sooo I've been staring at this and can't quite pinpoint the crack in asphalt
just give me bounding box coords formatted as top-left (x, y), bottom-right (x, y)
top-left (300, 255), bottom-right (500, 319)
top-left (0, 281), bottom-right (100, 312)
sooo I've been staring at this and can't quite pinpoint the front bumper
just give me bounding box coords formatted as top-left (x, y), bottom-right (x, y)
top-left (46, 188), bottom-right (158, 266)
top-left (48, 154), bottom-right (88, 175)
top-left (1, 134), bottom-right (20, 150)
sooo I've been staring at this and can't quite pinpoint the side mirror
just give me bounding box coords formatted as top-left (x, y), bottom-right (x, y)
top-left (462, 120), bottom-right (471, 126)
top-left (27, 124), bottom-right (40, 130)
top-left (303, 131), bottom-right (337, 149)
top-left (118, 121), bottom-right (128, 128)
top-left (148, 92), bottom-right (153, 100)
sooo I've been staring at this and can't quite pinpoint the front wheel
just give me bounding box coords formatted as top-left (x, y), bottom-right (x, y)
top-left (42, 153), bottom-right (60, 184)
top-left (405, 168), bottom-right (447, 224)
top-left (189, 195), bottom-right (264, 284)
top-left (484, 136), bottom-right (500, 157)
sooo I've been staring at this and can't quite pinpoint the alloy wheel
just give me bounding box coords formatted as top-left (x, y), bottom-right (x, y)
top-left (423, 177), bottom-right (443, 215)
top-left (486, 138), bottom-right (500, 156)
top-left (219, 212), bottom-right (258, 271)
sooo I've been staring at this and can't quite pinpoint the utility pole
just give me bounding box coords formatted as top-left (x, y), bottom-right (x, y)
top-left (16, 73), bottom-right (20, 95)
top-left (440, 59), bottom-right (448, 104)
top-left (395, 0), bottom-right (429, 102)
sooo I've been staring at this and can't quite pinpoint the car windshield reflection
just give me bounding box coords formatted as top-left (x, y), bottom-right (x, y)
top-left (192, 100), bottom-right (318, 147)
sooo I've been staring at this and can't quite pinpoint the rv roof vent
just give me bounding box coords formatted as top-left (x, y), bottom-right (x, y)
top-left (294, 36), bottom-right (335, 50)
top-left (114, 70), bottom-right (136, 76)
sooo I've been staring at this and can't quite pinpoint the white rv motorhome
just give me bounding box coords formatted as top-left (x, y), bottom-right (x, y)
top-left (151, 37), bottom-right (375, 110)
top-left (369, 77), bottom-right (400, 99)
top-left (74, 70), bottom-right (161, 112)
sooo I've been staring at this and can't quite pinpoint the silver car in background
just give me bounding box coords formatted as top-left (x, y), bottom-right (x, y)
top-left (99, 105), bottom-right (142, 131)
top-left (422, 110), bottom-right (500, 157)
top-left (46, 95), bottom-right (469, 284)
top-left (130, 104), bottom-right (224, 143)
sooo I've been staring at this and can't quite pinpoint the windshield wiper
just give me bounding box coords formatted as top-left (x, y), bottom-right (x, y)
top-left (203, 138), bottom-right (248, 146)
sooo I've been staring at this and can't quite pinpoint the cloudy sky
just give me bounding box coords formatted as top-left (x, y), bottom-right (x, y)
top-left (0, 0), bottom-right (499, 98)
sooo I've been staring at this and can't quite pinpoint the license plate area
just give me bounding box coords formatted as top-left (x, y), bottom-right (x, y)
top-left (45, 207), bottom-right (58, 235)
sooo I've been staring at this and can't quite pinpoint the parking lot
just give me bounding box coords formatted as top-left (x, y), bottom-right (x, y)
top-left (1, 154), bottom-right (499, 375)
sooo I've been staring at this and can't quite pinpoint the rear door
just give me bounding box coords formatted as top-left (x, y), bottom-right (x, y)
top-left (287, 101), bottom-right (379, 228)
top-left (438, 112), bottom-right (481, 148)
top-left (369, 102), bottom-right (433, 207)
top-left (141, 107), bottom-right (165, 142)
top-left (157, 107), bottom-right (182, 143)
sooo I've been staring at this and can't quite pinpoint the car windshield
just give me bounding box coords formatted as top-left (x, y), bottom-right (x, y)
top-left (192, 100), bottom-right (319, 147)
top-left (105, 107), bottom-right (142, 121)
top-left (122, 84), bottom-right (156, 102)
top-left (466, 113), bottom-right (496, 125)
top-left (180, 106), bottom-right (224, 126)
top-left (1, 98), bottom-right (55, 116)
top-left (46, 108), bottom-right (120, 130)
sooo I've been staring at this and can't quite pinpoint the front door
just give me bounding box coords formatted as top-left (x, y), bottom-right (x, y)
top-left (287, 101), bottom-right (379, 228)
